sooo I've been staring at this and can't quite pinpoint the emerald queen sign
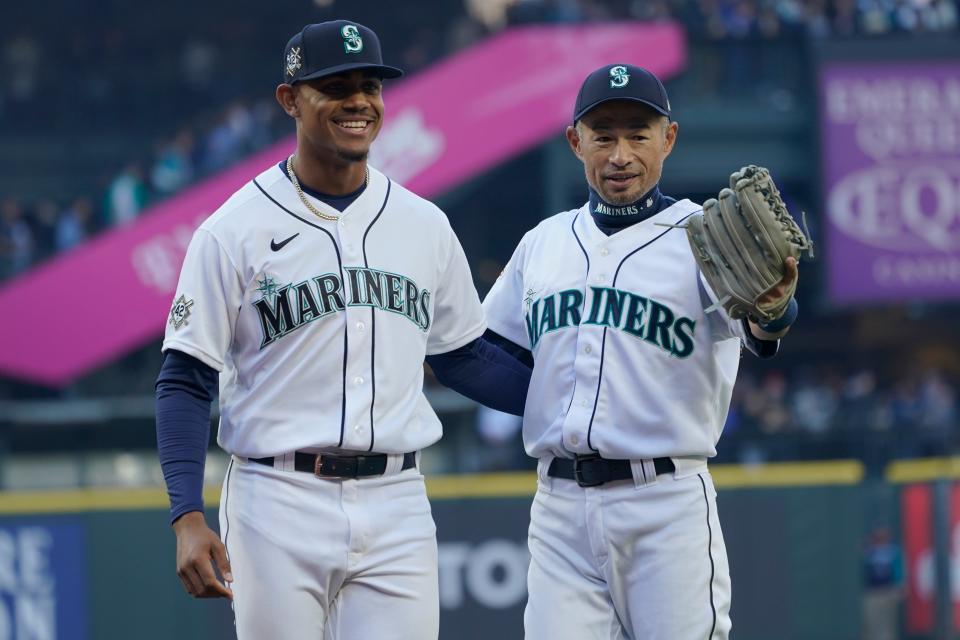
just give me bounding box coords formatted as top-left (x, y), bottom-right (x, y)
top-left (820, 62), bottom-right (960, 304)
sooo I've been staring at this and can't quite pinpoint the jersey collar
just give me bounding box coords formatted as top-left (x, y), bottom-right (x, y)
top-left (587, 185), bottom-right (665, 223)
top-left (575, 198), bottom-right (702, 252)
top-left (258, 163), bottom-right (390, 228)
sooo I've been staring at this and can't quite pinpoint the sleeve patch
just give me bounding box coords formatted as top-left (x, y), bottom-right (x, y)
top-left (169, 294), bottom-right (196, 330)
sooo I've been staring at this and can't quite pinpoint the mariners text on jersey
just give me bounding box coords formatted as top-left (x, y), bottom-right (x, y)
top-left (524, 287), bottom-right (695, 357)
top-left (255, 267), bottom-right (432, 348)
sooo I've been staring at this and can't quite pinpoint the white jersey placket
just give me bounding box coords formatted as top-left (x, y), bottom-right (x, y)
top-left (333, 209), bottom-right (375, 451)
top-left (560, 211), bottom-right (615, 455)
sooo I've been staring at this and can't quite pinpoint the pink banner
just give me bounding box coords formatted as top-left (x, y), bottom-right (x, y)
top-left (0, 23), bottom-right (685, 386)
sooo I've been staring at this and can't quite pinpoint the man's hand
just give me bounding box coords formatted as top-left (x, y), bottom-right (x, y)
top-left (172, 511), bottom-right (233, 599)
top-left (749, 257), bottom-right (798, 339)
top-left (756, 257), bottom-right (798, 309)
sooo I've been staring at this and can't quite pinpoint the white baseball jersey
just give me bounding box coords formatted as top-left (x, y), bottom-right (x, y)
top-left (483, 199), bottom-right (761, 461)
top-left (163, 163), bottom-right (485, 457)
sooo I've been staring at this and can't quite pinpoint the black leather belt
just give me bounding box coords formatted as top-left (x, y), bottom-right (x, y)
top-left (251, 451), bottom-right (416, 478)
top-left (548, 454), bottom-right (675, 487)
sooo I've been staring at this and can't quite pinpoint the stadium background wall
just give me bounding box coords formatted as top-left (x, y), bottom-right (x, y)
top-left (3, 459), bottom-right (952, 640)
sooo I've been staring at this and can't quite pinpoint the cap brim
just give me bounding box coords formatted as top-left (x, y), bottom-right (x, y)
top-left (574, 96), bottom-right (670, 122)
top-left (294, 62), bottom-right (404, 83)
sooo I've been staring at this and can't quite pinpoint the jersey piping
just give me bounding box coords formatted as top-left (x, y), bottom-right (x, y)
top-left (564, 213), bottom-right (591, 432)
top-left (582, 209), bottom-right (700, 451)
top-left (361, 180), bottom-right (393, 451)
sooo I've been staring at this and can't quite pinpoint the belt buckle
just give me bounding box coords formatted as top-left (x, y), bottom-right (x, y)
top-left (314, 455), bottom-right (359, 478)
top-left (573, 454), bottom-right (605, 488)
top-left (313, 455), bottom-right (327, 477)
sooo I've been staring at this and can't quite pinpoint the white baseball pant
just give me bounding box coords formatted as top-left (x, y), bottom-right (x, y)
top-left (524, 459), bottom-right (732, 640)
top-left (219, 456), bottom-right (439, 640)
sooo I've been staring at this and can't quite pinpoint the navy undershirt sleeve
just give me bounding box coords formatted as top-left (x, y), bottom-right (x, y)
top-left (426, 331), bottom-right (533, 416)
top-left (481, 329), bottom-right (533, 368)
top-left (155, 349), bottom-right (218, 523)
top-left (741, 319), bottom-right (779, 359)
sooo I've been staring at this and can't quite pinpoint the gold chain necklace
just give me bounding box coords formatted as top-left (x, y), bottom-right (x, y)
top-left (286, 155), bottom-right (369, 222)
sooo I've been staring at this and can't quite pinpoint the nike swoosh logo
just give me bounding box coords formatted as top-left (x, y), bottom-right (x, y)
top-left (270, 233), bottom-right (300, 251)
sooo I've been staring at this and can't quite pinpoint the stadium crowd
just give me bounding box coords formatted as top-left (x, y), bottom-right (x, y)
top-left (454, 363), bottom-right (960, 474)
top-left (0, 98), bottom-right (284, 279)
top-left (721, 364), bottom-right (957, 468)
top-left (500, 0), bottom-right (959, 37)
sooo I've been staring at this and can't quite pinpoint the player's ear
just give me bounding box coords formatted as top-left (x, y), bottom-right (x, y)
top-left (276, 84), bottom-right (300, 118)
top-left (566, 125), bottom-right (583, 160)
top-left (662, 120), bottom-right (678, 156)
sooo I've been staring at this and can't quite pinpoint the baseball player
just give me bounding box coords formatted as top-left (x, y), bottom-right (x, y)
top-left (155, 21), bottom-right (531, 639)
top-left (482, 64), bottom-right (802, 639)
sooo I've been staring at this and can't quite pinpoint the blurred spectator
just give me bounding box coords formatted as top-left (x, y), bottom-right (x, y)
top-left (920, 369), bottom-right (956, 430)
top-left (104, 163), bottom-right (148, 226)
top-left (201, 102), bottom-right (257, 173)
top-left (861, 526), bottom-right (902, 640)
top-left (791, 369), bottom-right (839, 435)
top-left (150, 129), bottom-right (195, 195)
top-left (840, 370), bottom-right (891, 431)
top-left (56, 197), bottom-right (94, 252)
top-left (914, 368), bottom-right (957, 455)
top-left (30, 198), bottom-right (60, 261)
top-left (0, 199), bottom-right (34, 277)
top-left (751, 371), bottom-right (792, 434)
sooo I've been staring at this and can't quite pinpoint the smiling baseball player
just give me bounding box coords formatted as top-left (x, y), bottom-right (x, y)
top-left (155, 21), bottom-right (531, 639)
top-left (482, 64), bottom-right (808, 639)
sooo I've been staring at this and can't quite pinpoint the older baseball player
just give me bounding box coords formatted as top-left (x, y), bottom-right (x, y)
top-left (482, 64), bottom-right (802, 639)
top-left (155, 21), bottom-right (531, 639)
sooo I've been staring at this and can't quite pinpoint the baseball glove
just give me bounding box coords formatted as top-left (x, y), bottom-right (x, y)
top-left (685, 165), bottom-right (813, 323)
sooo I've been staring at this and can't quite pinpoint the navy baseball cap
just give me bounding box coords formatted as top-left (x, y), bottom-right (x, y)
top-left (573, 64), bottom-right (670, 123)
top-left (282, 20), bottom-right (404, 84)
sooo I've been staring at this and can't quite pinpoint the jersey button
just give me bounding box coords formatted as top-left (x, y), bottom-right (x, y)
top-left (581, 399), bottom-right (589, 407)
top-left (570, 435), bottom-right (580, 446)
top-left (354, 424), bottom-right (362, 433)
top-left (584, 345), bottom-right (592, 354)
top-left (356, 321), bottom-right (365, 331)
top-left (353, 376), bottom-right (364, 385)
top-left (600, 248), bottom-right (609, 257)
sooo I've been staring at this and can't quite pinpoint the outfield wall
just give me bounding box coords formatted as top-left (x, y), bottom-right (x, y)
top-left (0, 459), bottom-right (948, 640)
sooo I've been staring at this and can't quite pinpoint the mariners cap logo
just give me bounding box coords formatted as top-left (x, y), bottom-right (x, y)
top-left (341, 24), bottom-right (363, 53)
top-left (609, 66), bottom-right (629, 89)
top-left (286, 46), bottom-right (302, 77)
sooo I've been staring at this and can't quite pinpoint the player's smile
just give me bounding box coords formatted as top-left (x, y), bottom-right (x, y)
top-left (332, 117), bottom-right (376, 137)
top-left (605, 171), bottom-right (640, 189)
